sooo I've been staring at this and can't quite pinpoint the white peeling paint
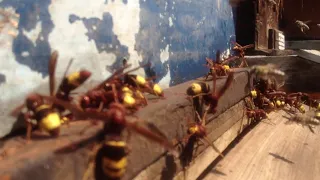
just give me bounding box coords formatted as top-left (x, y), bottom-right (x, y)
top-left (169, 17), bottom-right (173, 27)
top-left (159, 13), bottom-right (164, 19)
top-left (104, 0), bottom-right (144, 76)
top-left (221, 49), bottom-right (230, 60)
top-left (48, 0), bottom-right (119, 80)
top-left (22, 21), bottom-right (42, 47)
top-left (160, 44), bottom-right (170, 63)
top-left (157, 63), bottom-right (171, 89)
top-left (172, 14), bottom-right (176, 20)
top-left (21, 51), bottom-right (29, 57)
top-left (196, 16), bottom-right (206, 28)
top-left (48, 0), bottom-right (144, 79)
top-left (0, 7), bottom-right (46, 102)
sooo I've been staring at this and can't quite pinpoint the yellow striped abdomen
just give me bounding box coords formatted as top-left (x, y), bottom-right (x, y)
top-left (39, 112), bottom-right (61, 132)
top-left (102, 157), bottom-right (127, 178)
top-left (100, 140), bottom-right (128, 179)
top-left (67, 72), bottom-right (81, 86)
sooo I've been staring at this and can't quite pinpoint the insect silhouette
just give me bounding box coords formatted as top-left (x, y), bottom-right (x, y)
top-left (183, 106), bottom-right (225, 158)
top-left (232, 42), bottom-right (254, 67)
top-left (10, 51), bottom-right (91, 142)
top-left (187, 72), bottom-right (234, 114)
top-left (295, 20), bottom-right (311, 34)
top-left (42, 92), bottom-right (177, 180)
top-left (79, 63), bottom-right (154, 113)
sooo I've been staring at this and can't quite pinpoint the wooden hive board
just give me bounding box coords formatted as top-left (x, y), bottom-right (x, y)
top-left (202, 109), bottom-right (320, 180)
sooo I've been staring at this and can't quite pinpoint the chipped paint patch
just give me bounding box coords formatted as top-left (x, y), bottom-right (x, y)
top-left (160, 44), bottom-right (170, 63)
top-left (0, 0), bottom-right (236, 138)
top-left (221, 49), bottom-right (230, 60)
top-left (22, 21), bottom-right (42, 46)
top-left (21, 51), bottom-right (29, 57)
top-left (0, 7), bottom-right (46, 102)
top-left (48, 0), bottom-right (117, 80)
top-left (169, 17), bottom-right (173, 27)
top-left (157, 63), bottom-right (170, 89)
top-left (104, 0), bottom-right (144, 76)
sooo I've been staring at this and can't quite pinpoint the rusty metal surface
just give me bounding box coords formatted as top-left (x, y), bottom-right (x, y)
top-left (0, 72), bottom-right (250, 180)
top-left (281, 0), bottom-right (320, 40)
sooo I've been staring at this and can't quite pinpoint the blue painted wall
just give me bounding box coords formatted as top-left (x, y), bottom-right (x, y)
top-left (0, 0), bottom-right (235, 136)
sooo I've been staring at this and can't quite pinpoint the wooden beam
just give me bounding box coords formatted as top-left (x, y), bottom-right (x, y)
top-left (296, 49), bottom-right (320, 64)
top-left (286, 40), bottom-right (320, 50)
top-left (0, 72), bottom-right (250, 180)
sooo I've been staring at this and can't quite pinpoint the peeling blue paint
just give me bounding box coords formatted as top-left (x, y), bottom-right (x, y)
top-left (69, 13), bottom-right (130, 72)
top-left (0, 0), bottom-right (236, 137)
top-left (0, 0), bottom-right (54, 77)
top-left (0, 0), bottom-right (235, 86)
top-left (134, 0), bottom-right (236, 86)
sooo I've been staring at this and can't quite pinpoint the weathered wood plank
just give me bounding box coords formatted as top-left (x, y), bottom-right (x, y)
top-left (0, 72), bottom-right (250, 180)
top-left (173, 102), bottom-right (251, 180)
top-left (286, 41), bottom-right (320, 50)
top-left (202, 110), bottom-right (320, 180)
top-left (296, 50), bottom-right (320, 64)
top-left (134, 101), bottom-right (251, 180)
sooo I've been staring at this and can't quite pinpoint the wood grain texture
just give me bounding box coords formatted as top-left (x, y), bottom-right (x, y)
top-left (202, 110), bottom-right (320, 180)
top-left (134, 101), bottom-right (251, 180)
top-left (286, 41), bottom-right (320, 50)
top-left (296, 50), bottom-right (320, 64)
top-left (173, 102), bottom-right (251, 180)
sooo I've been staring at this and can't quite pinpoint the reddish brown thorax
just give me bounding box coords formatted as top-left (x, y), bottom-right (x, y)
top-left (204, 96), bottom-right (218, 113)
top-left (247, 109), bottom-right (267, 119)
top-left (108, 103), bottom-right (126, 124)
top-left (79, 70), bottom-right (92, 82)
top-left (26, 94), bottom-right (44, 111)
top-left (188, 124), bottom-right (207, 138)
